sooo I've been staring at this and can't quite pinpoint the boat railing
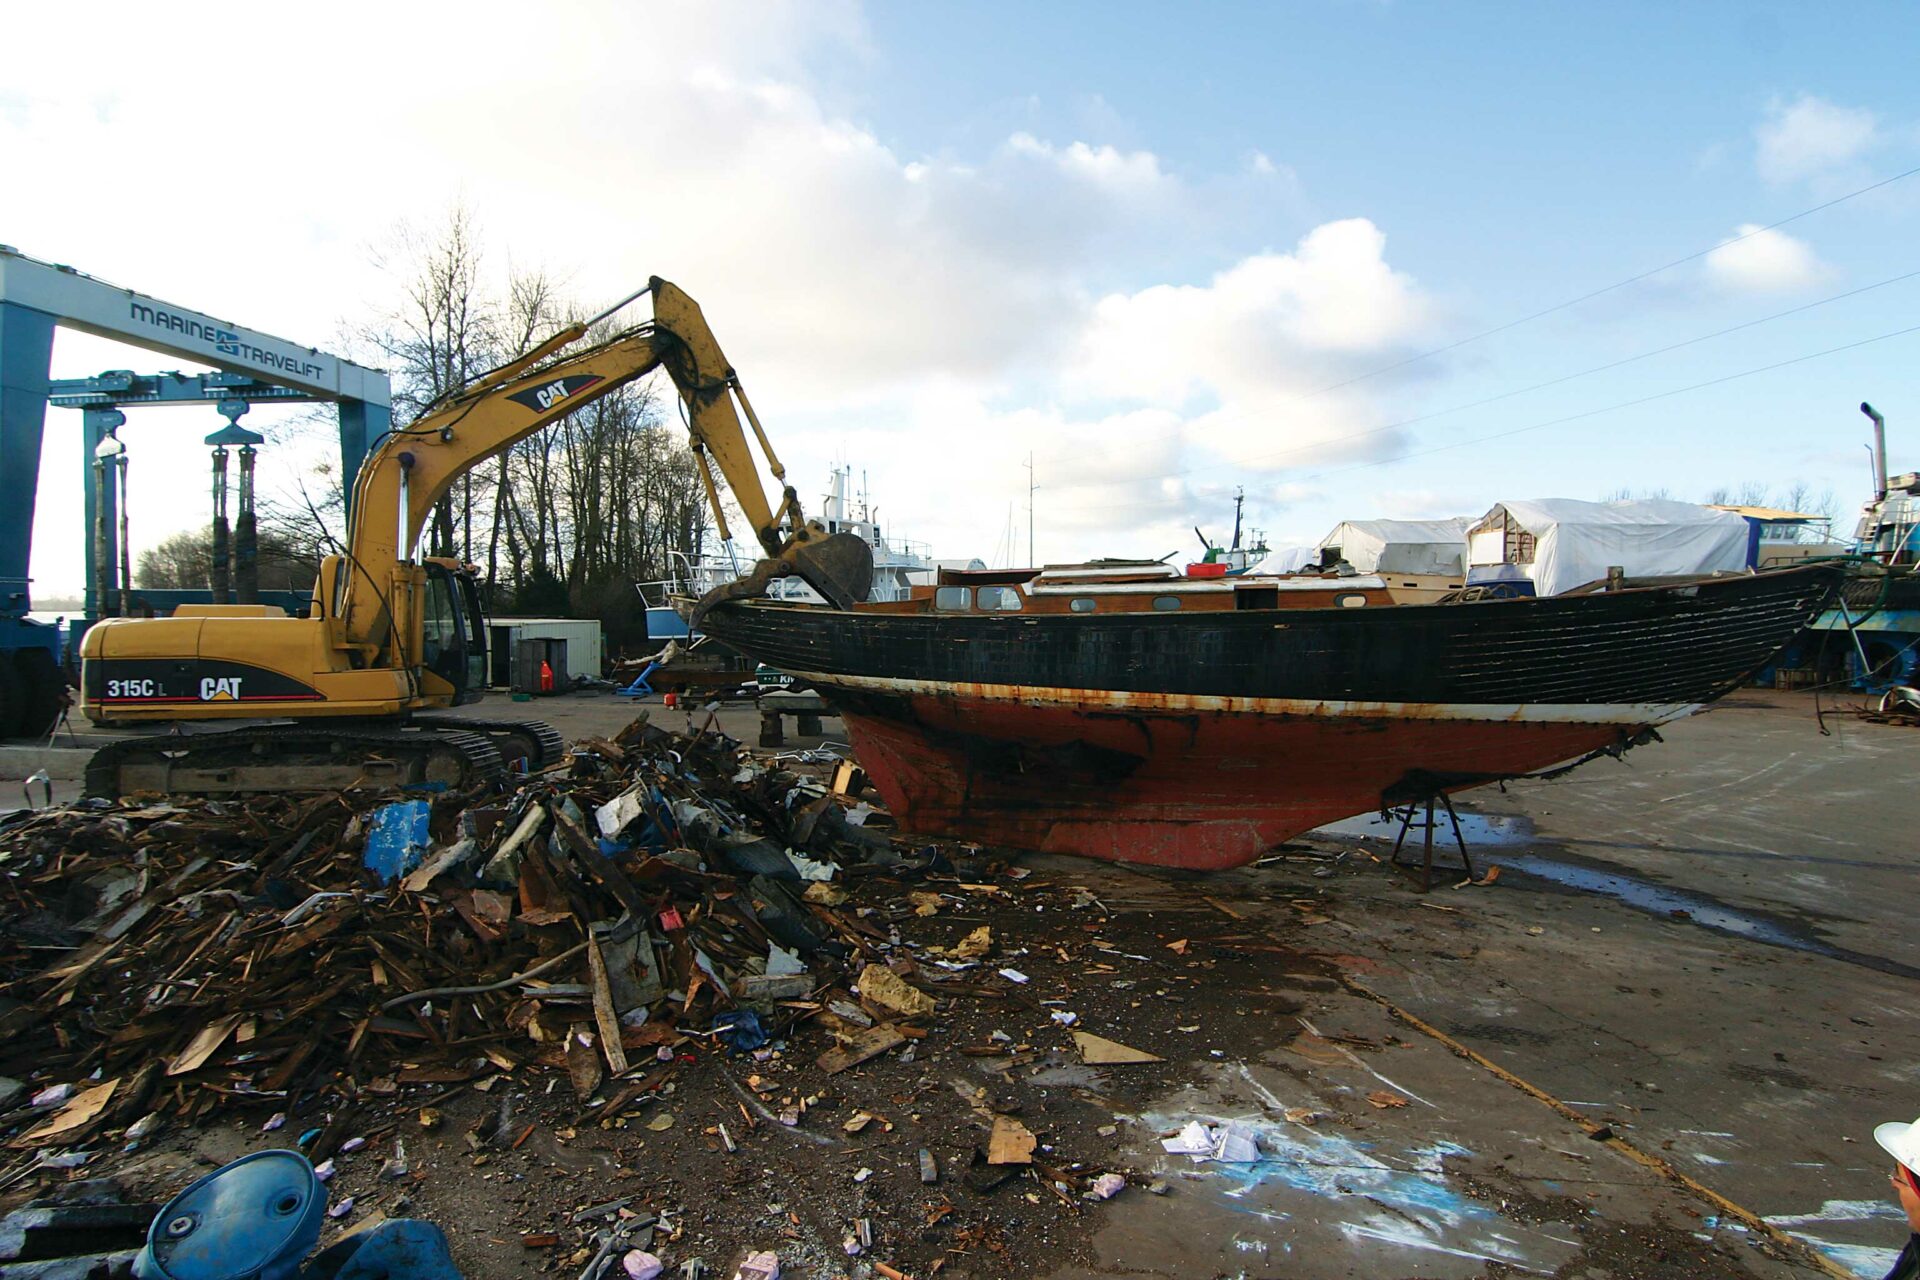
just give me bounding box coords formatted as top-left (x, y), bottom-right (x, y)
top-left (880, 537), bottom-right (934, 563)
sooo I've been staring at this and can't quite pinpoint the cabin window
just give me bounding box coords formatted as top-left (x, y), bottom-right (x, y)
top-left (1335, 593), bottom-right (1368, 608)
top-left (1152, 596), bottom-right (1182, 611)
top-left (976, 585), bottom-right (1024, 612)
top-left (1069, 597), bottom-right (1097, 613)
top-left (934, 586), bottom-right (972, 611)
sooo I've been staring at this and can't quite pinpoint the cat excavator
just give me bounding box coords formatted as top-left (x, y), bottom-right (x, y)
top-left (77, 279), bottom-right (873, 796)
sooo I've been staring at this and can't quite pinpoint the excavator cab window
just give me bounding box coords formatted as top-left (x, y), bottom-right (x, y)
top-left (421, 563), bottom-right (485, 703)
top-left (460, 573), bottom-right (490, 693)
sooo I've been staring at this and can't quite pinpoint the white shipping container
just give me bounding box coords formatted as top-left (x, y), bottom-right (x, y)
top-left (487, 618), bottom-right (604, 686)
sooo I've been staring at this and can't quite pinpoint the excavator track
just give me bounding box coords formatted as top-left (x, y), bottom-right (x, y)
top-left (413, 716), bottom-right (568, 773)
top-left (84, 723), bottom-right (507, 800)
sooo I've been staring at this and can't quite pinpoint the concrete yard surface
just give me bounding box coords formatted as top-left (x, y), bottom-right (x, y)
top-left (1162, 690), bottom-right (1920, 1278)
top-left (1024, 858), bottom-right (1820, 1279)
top-left (3, 686), bottom-right (1913, 1277)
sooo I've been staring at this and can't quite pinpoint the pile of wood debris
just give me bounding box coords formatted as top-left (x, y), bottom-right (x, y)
top-left (0, 715), bottom-right (979, 1160)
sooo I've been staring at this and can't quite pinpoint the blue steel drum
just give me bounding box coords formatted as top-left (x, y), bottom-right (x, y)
top-left (135, 1150), bottom-right (323, 1280)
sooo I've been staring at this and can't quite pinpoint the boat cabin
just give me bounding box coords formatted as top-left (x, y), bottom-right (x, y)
top-left (854, 560), bottom-right (1394, 615)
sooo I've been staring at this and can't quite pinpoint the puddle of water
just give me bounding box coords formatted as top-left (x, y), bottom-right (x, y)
top-left (1312, 812), bottom-right (1536, 847)
top-left (1500, 855), bottom-right (1819, 952)
top-left (1499, 854), bottom-right (1920, 981)
top-left (1310, 807), bottom-right (1920, 981)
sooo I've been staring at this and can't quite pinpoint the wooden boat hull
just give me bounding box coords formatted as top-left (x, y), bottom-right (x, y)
top-left (832, 689), bottom-right (1641, 869)
top-left (699, 564), bottom-right (1841, 869)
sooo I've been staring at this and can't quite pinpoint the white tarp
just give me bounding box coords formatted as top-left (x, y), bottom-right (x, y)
top-left (1470, 499), bottom-right (1749, 596)
top-left (1264, 544), bottom-right (1322, 574)
top-left (1317, 518), bottom-right (1470, 575)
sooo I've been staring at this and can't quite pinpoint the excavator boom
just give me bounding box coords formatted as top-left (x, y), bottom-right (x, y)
top-left (341, 278), bottom-right (869, 656)
top-left (78, 276), bottom-right (870, 797)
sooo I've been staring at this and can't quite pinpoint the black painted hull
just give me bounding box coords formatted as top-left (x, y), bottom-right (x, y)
top-left (698, 564), bottom-right (1843, 868)
top-left (703, 565), bottom-right (1842, 708)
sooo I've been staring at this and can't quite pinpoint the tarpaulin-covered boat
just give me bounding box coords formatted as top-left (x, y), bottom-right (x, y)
top-left (694, 561), bottom-right (1843, 870)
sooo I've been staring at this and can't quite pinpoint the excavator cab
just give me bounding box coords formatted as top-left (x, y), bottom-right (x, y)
top-left (420, 559), bottom-right (489, 705)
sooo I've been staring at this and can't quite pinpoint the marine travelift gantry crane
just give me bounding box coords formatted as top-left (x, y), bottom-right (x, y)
top-left (79, 279), bottom-right (873, 795)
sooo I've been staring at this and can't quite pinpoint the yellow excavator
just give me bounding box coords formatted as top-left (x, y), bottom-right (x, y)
top-left (78, 279), bottom-right (872, 796)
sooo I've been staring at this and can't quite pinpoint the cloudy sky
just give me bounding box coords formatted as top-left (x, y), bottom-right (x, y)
top-left (9, 0), bottom-right (1920, 596)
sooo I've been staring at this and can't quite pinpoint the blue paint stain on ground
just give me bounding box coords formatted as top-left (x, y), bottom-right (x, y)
top-left (1144, 1110), bottom-right (1554, 1269)
top-left (1147, 1112), bottom-right (1488, 1225)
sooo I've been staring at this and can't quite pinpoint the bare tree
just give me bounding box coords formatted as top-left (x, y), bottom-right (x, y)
top-left (137, 527), bottom-right (318, 593)
top-left (1702, 481), bottom-right (1844, 537)
top-left (361, 206), bottom-right (501, 560)
top-left (330, 208), bottom-right (718, 652)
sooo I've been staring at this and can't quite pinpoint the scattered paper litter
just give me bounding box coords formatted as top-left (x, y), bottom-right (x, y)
top-left (1214, 1124), bottom-right (1260, 1163)
top-left (621, 1250), bottom-right (664, 1280)
top-left (997, 968), bottom-right (1030, 984)
top-left (1087, 1172), bottom-right (1126, 1200)
top-left (29, 1084), bottom-right (72, 1109)
top-left (1161, 1121), bottom-right (1213, 1157)
top-left (785, 850), bottom-right (836, 882)
top-left (732, 1252), bottom-right (780, 1280)
top-left (1160, 1120), bottom-right (1260, 1164)
top-left (595, 785), bottom-right (648, 839)
top-left (766, 945), bottom-right (806, 977)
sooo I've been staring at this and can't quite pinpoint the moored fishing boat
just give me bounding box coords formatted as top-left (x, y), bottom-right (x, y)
top-left (692, 561), bottom-right (1844, 870)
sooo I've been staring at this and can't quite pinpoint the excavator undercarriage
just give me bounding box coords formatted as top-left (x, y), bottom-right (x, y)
top-left (83, 716), bottom-right (567, 800)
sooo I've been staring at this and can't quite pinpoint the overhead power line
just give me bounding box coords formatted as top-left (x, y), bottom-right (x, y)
top-left (1300, 161), bottom-right (1920, 400)
top-left (1289, 321), bottom-right (1920, 486)
top-left (1203, 266), bottom-right (1920, 477)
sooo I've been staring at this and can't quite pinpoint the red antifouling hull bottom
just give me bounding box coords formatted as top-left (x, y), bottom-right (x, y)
top-left (839, 695), bottom-right (1630, 870)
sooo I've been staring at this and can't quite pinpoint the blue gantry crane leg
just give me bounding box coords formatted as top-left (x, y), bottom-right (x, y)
top-left (0, 299), bottom-right (62, 736)
top-left (0, 245), bottom-right (391, 738)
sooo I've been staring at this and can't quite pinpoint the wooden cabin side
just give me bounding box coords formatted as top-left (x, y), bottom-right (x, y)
top-left (851, 567), bottom-right (1394, 615)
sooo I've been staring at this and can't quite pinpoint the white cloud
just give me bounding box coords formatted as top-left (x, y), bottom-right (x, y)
top-left (1075, 219), bottom-right (1432, 404)
top-left (8, 0), bottom-right (1438, 590)
top-left (1756, 94), bottom-right (1879, 184)
top-left (1703, 224), bottom-right (1829, 293)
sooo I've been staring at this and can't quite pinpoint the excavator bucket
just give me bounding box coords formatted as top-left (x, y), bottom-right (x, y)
top-left (690, 531), bottom-right (874, 627)
top-left (787, 531), bottom-right (874, 609)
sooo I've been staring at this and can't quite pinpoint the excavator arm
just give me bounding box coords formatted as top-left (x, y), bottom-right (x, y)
top-left (337, 278), bottom-right (871, 654)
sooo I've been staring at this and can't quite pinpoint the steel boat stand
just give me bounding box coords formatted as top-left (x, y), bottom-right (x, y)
top-left (1388, 792), bottom-right (1476, 892)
